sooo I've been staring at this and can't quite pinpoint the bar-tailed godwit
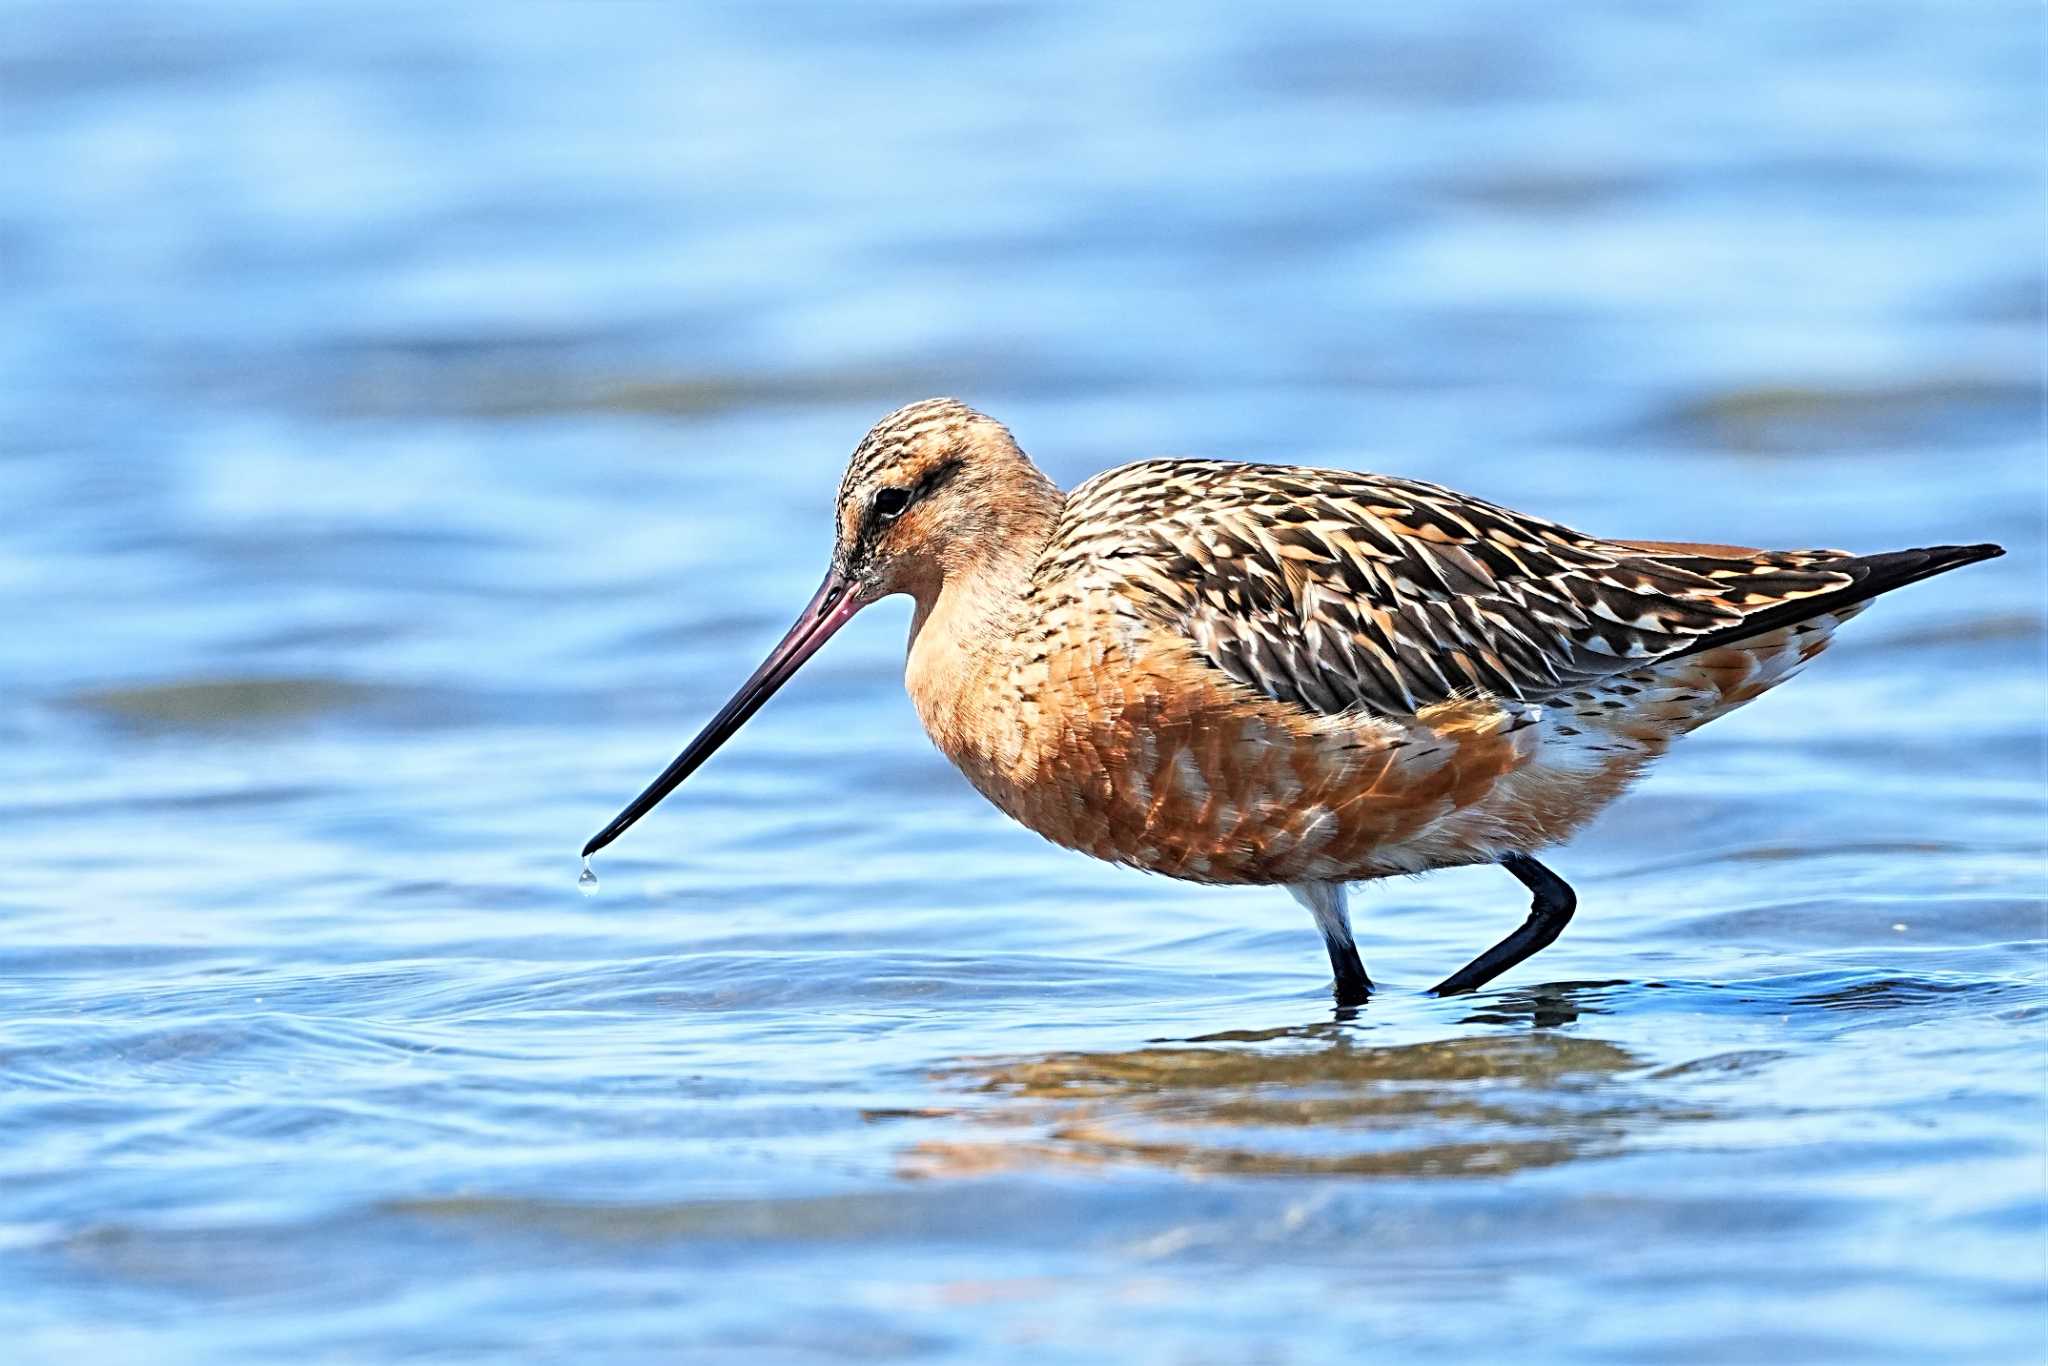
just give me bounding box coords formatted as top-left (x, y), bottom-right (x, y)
top-left (585, 399), bottom-right (2002, 1003)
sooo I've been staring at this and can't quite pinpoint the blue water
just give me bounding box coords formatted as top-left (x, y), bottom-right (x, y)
top-left (2, 3), bottom-right (2043, 1361)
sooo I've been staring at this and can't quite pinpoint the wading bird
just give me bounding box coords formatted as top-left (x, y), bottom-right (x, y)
top-left (584, 399), bottom-right (2001, 1004)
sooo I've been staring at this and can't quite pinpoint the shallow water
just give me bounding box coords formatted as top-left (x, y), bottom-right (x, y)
top-left (3, 3), bottom-right (2044, 1361)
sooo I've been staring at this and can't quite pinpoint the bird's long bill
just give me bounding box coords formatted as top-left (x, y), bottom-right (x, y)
top-left (582, 570), bottom-right (862, 859)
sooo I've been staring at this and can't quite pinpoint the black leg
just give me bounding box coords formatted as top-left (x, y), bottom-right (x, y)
top-left (1289, 883), bottom-right (1372, 1006)
top-left (1429, 854), bottom-right (1578, 997)
top-left (1328, 940), bottom-right (1372, 1007)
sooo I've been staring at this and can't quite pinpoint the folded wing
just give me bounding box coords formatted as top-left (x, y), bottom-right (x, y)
top-left (1054, 460), bottom-right (1858, 719)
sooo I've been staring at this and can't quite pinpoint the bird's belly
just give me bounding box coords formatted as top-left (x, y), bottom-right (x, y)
top-left (931, 645), bottom-right (1546, 885)
top-left (913, 552), bottom-right (1862, 886)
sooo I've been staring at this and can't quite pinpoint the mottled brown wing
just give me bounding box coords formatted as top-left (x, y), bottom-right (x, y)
top-left (1050, 460), bottom-right (1857, 719)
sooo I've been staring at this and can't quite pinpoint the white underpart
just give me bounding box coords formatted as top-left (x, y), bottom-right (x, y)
top-left (1287, 880), bottom-right (1354, 950)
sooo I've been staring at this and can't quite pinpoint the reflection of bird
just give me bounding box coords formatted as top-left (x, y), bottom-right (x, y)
top-left (585, 399), bottom-right (2002, 1004)
top-left (904, 1025), bottom-right (1646, 1179)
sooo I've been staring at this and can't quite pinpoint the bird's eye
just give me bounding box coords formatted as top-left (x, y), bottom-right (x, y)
top-left (872, 487), bottom-right (912, 521)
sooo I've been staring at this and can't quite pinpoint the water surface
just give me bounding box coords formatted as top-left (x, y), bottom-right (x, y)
top-left (2, 3), bottom-right (2043, 1361)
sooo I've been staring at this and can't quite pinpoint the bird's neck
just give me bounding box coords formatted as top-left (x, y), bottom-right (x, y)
top-left (903, 473), bottom-right (1063, 760)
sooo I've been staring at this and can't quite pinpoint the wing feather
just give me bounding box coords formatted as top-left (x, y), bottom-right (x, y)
top-left (1047, 459), bottom-right (1858, 719)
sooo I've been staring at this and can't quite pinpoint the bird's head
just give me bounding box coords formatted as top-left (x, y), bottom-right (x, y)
top-left (582, 398), bottom-right (1054, 860)
top-left (828, 397), bottom-right (1047, 608)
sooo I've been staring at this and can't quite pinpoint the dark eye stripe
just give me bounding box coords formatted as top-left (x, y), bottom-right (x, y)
top-left (911, 457), bottom-right (963, 502)
top-left (852, 457), bottom-right (965, 565)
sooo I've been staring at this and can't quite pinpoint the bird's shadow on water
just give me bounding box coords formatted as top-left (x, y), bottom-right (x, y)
top-left (899, 965), bottom-right (2043, 1181)
top-left (905, 962), bottom-right (2048, 1187)
top-left (1309, 978), bottom-right (1637, 1031)
top-left (903, 979), bottom-right (1692, 1180)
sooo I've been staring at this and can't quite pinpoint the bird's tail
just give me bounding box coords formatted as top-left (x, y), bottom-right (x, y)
top-left (1669, 541), bottom-right (2004, 661)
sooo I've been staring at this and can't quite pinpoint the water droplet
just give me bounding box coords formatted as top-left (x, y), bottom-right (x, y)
top-left (578, 858), bottom-right (599, 896)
